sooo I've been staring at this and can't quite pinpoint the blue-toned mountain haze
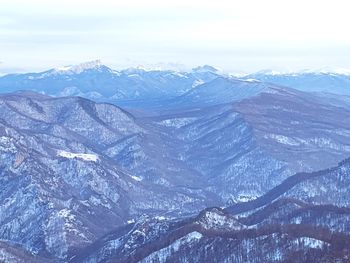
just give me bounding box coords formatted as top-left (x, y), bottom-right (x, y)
top-left (1, 60), bottom-right (350, 262)
top-left (1, 0), bottom-right (350, 262)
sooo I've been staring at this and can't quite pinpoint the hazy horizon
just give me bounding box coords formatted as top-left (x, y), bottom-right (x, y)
top-left (1, 0), bottom-right (350, 74)
top-left (3, 59), bottom-right (350, 77)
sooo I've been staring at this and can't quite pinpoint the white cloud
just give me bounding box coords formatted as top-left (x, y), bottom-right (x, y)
top-left (0, 0), bottom-right (349, 72)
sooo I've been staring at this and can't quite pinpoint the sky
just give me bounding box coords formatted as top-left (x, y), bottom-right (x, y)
top-left (0, 0), bottom-right (350, 74)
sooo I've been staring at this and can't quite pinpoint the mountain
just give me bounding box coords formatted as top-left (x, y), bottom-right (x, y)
top-left (0, 92), bottom-right (220, 260)
top-left (245, 69), bottom-right (350, 95)
top-left (190, 65), bottom-right (223, 83)
top-left (168, 77), bottom-right (269, 108)
top-left (0, 61), bottom-right (223, 103)
top-left (71, 157), bottom-right (350, 262)
top-left (2, 59), bottom-right (350, 263)
top-left (1, 84), bottom-right (350, 261)
top-left (233, 86), bottom-right (350, 172)
top-left (2, 63), bottom-right (350, 105)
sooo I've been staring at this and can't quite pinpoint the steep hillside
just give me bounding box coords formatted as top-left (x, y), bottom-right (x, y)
top-left (0, 92), bottom-right (216, 260)
top-left (1, 87), bottom-right (350, 262)
top-left (233, 86), bottom-right (350, 172)
top-left (80, 158), bottom-right (350, 263)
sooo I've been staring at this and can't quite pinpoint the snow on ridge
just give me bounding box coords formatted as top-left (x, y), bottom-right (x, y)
top-left (244, 78), bottom-right (260, 82)
top-left (252, 69), bottom-right (284, 76)
top-left (49, 60), bottom-right (103, 75)
top-left (192, 79), bottom-right (205, 88)
top-left (299, 67), bottom-right (350, 76)
top-left (57, 150), bottom-right (98, 162)
top-left (249, 67), bottom-right (350, 77)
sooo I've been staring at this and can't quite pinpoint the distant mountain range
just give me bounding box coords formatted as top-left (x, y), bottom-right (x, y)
top-left (1, 61), bottom-right (350, 106)
top-left (1, 62), bottom-right (350, 262)
top-left (0, 61), bottom-right (222, 103)
top-left (245, 69), bottom-right (350, 95)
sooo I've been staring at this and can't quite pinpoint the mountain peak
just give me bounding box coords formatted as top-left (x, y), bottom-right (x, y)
top-left (72, 59), bottom-right (102, 71)
top-left (192, 65), bottom-right (220, 73)
top-left (51, 60), bottom-right (107, 75)
top-left (253, 69), bottom-right (283, 76)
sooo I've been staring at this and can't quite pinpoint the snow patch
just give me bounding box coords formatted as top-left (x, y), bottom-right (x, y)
top-left (192, 79), bottom-right (205, 88)
top-left (58, 209), bottom-right (74, 220)
top-left (199, 209), bottom-right (244, 230)
top-left (265, 134), bottom-right (300, 146)
top-left (127, 219), bottom-right (135, 224)
top-left (244, 78), bottom-right (259, 82)
top-left (57, 150), bottom-right (98, 162)
top-left (159, 117), bottom-right (197, 128)
top-left (294, 237), bottom-right (326, 249)
top-left (235, 194), bottom-right (258, 203)
top-left (141, 231), bottom-right (202, 262)
top-left (130, 175), bottom-right (142, 182)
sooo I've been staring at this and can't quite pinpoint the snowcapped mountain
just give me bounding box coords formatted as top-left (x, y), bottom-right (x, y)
top-left (44, 60), bottom-right (108, 75)
top-left (245, 68), bottom-right (350, 95)
top-left (3, 62), bottom-right (350, 110)
top-left (0, 61), bottom-right (225, 102)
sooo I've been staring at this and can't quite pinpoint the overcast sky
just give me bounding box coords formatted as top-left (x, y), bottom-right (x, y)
top-left (0, 0), bottom-right (350, 74)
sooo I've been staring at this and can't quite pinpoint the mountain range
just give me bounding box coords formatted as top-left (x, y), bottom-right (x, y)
top-left (1, 61), bottom-right (350, 105)
top-left (0, 62), bottom-right (350, 262)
